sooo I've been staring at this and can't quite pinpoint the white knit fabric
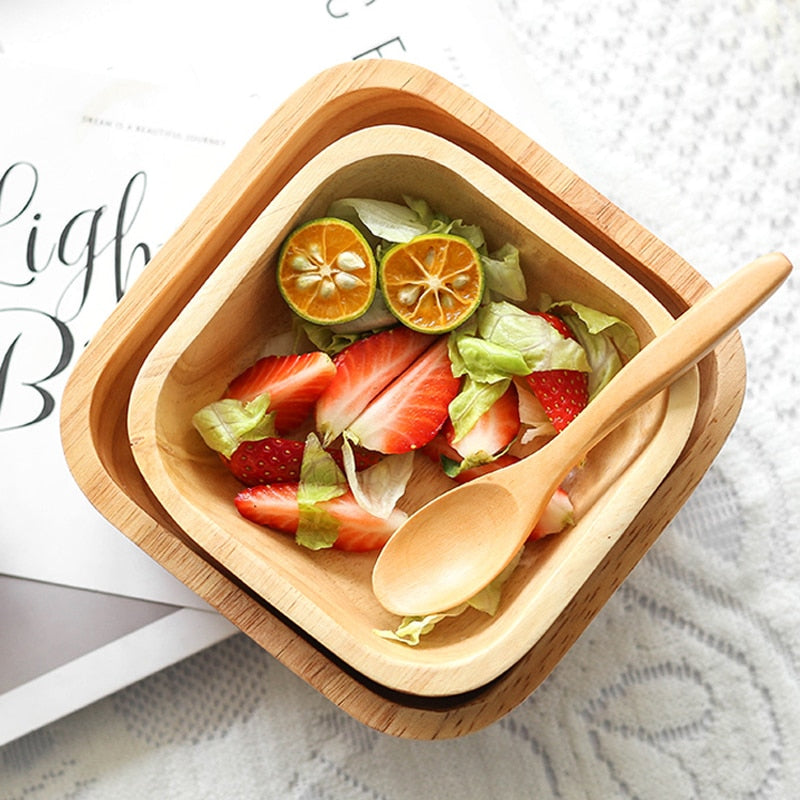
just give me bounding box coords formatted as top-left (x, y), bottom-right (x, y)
top-left (1, 1), bottom-right (798, 798)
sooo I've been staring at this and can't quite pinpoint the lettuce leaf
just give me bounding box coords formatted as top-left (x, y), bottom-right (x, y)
top-left (401, 195), bottom-right (486, 249)
top-left (441, 219), bottom-right (485, 250)
top-left (326, 197), bottom-right (428, 243)
top-left (299, 322), bottom-right (362, 355)
top-left (548, 300), bottom-right (640, 397)
top-left (481, 243), bottom-right (527, 302)
top-left (341, 434), bottom-right (414, 519)
top-left (451, 336), bottom-right (531, 382)
top-left (374, 550), bottom-right (523, 645)
top-left (294, 504), bottom-right (341, 551)
top-left (295, 433), bottom-right (347, 550)
top-left (191, 394), bottom-right (276, 458)
top-left (448, 376), bottom-right (511, 444)
top-left (552, 300), bottom-right (640, 359)
top-left (446, 301), bottom-right (589, 441)
top-left (477, 302), bottom-right (590, 372)
top-left (373, 606), bottom-right (470, 646)
top-left (401, 196), bottom-right (437, 228)
top-left (445, 448), bottom-right (499, 477)
top-left (467, 549), bottom-right (523, 614)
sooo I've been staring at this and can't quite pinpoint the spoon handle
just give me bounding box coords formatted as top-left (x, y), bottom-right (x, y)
top-left (521, 252), bottom-right (792, 493)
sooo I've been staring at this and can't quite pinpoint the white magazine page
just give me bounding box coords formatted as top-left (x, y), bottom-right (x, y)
top-left (0, 63), bottom-right (262, 606)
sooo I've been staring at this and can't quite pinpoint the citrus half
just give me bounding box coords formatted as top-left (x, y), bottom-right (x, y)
top-left (277, 218), bottom-right (377, 325)
top-left (379, 233), bottom-right (484, 333)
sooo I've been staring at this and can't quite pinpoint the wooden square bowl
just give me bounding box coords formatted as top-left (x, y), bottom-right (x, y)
top-left (126, 123), bottom-right (698, 697)
top-left (61, 61), bottom-right (744, 737)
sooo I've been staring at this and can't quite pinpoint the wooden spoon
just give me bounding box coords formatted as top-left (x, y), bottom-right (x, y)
top-left (372, 252), bottom-right (792, 617)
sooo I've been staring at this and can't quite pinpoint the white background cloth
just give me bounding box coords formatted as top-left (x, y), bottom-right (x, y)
top-left (1, 1), bottom-right (798, 798)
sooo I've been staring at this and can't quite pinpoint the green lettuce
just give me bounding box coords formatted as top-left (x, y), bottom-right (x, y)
top-left (481, 243), bottom-right (527, 302)
top-left (548, 300), bottom-right (640, 397)
top-left (299, 322), bottom-right (362, 355)
top-left (294, 433), bottom-right (347, 550)
top-left (438, 447), bottom-right (504, 479)
top-left (477, 302), bottom-right (590, 372)
top-left (447, 376), bottom-right (511, 445)
top-left (341, 434), bottom-right (414, 520)
top-left (450, 337), bottom-right (531, 383)
top-left (374, 550), bottom-right (522, 646)
top-left (191, 394), bottom-right (276, 458)
top-left (397, 196), bottom-right (485, 250)
top-left (326, 197), bottom-right (428, 244)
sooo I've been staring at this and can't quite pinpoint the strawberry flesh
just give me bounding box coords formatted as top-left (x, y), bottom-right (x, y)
top-left (315, 326), bottom-right (434, 443)
top-left (423, 434), bottom-right (520, 483)
top-left (445, 381), bottom-right (520, 458)
top-left (225, 351), bottom-right (336, 433)
top-left (524, 312), bottom-right (588, 432)
top-left (346, 336), bottom-right (461, 454)
top-left (529, 487), bottom-right (574, 540)
top-left (234, 483), bottom-right (406, 551)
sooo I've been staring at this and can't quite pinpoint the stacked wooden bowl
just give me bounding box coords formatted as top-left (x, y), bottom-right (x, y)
top-left (60, 60), bottom-right (746, 739)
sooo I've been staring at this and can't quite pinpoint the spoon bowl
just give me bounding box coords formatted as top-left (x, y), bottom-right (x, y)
top-left (372, 252), bottom-right (792, 617)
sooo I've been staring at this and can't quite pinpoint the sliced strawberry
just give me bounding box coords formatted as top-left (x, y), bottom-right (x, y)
top-left (445, 382), bottom-right (520, 459)
top-left (525, 370), bottom-right (588, 433)
top-left (225, 351), bottom-right (336, 433)
top-left (224, 436), bottom-right (381, 486)
top-left (315, 326), bottom-right (434, 443)
top-left (422, 432), bottom-right (460, 459)
top-left (524, 312), bottom-right (588, 432)
top-left (421, 433), bottom-right (462, 470)
top-left (529, 487), bottom-right (574, 540)
top-left (346, 336), bottom-right (461, 454)
top-left (235, 482), bottom-right (298, 532)
top-left (234, 483), bottom-right (406, 551)
top-left (423, 435), bottom-right (519, 483)
top-left (226, 437), bottom-right (304, 485)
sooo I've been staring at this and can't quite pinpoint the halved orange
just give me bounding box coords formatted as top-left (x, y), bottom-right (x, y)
top-left (277, 218), bottom-right (377, 325)
top-left (379, 233), bottom-right (484, 333)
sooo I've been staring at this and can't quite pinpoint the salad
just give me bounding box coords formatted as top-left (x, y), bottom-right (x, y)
top-left (192, 196), bottom-right (639, 643)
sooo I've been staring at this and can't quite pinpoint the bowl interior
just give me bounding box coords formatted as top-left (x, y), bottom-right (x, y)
top-left (128, 125), bottom-right (699, 695)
